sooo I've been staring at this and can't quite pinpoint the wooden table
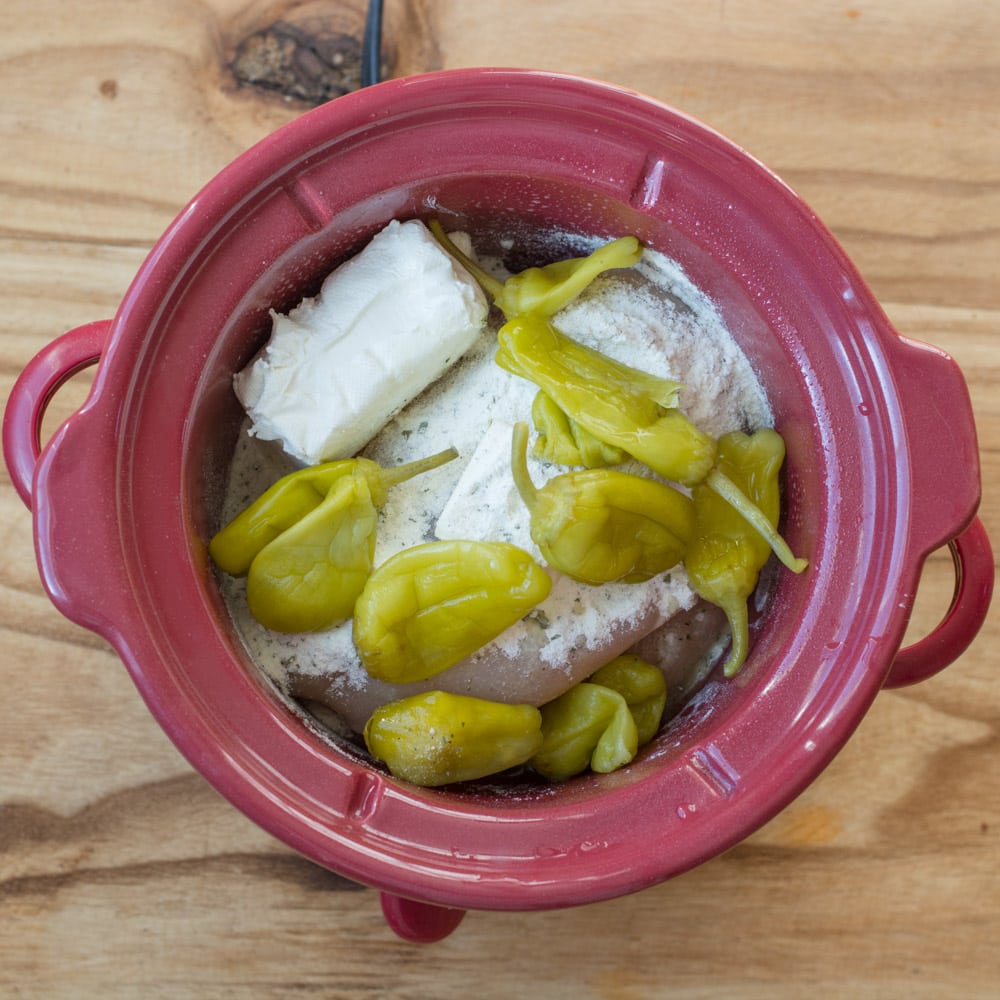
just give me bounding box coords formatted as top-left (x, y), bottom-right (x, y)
top-left (2, 2), bottom-right (997, 996)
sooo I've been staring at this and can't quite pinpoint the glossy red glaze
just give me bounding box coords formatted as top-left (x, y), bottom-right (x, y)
top-left (4, 70), bottom-right (991, 933)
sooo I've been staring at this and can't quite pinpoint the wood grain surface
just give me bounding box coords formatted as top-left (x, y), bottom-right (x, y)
top-left (2, 2), bottom-right (997, 997)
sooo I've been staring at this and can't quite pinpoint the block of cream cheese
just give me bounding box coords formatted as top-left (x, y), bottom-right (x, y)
top-left (234, 219), bottom-right (489, 465)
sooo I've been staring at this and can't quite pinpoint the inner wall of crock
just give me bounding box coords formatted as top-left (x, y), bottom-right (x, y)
top-left (180, 159), bottom-right (835, 796)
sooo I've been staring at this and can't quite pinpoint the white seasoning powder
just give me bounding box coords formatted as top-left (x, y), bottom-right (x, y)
top-left (217, 239), bottom-right (772, 728)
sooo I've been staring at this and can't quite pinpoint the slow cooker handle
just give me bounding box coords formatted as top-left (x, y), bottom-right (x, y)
top-left (885, 517), bottom-right (993, 688)
top-left (3, 320), bottom-right (111, 508)
top-left (891, 336), bottom-right (982, 553)
top-left (882, 336), bottom-right (994, 687)
top-left (3, 319), bottom-right (138, 641)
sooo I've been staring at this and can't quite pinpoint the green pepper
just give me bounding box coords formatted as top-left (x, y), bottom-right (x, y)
top-left (687, 429), bottom-right (807, 676)
top-left (510, 422), bottom-right (693, 585)
top-left (496, 314), bottom-right (716, 486)
top-left (353, 539), bottom-right (552, 684)
top-left (531, 390), bottom-right (626, 467)
top-left (429, 220), bottom-right (642, 319)
top-left (531, 683), bottom-right (639, 781)
top-left (246, 474), bottom-right (379, 632)
top-left (588, 655), bottom-right (667, 745)
top-left (364, 691), bottom-right (543, 787)
top-left (531, 655), bottom-right (667, 781)
top-left (685, 534), bottom-right (759, 678)
top-left (210, 448), bottom-right (457, 576)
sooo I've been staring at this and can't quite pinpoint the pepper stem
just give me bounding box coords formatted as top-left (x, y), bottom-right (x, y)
top-left (379, 447), bottom-right (459, 490)
top-left (510, 422), bottom-right (540, 513)
top-left (428, 219), bottom-right (506, 301)
top-left (705, 469), bottom-right (809, 574)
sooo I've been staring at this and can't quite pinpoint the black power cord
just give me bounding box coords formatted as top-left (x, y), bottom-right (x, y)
top-left (361, 0), bottom-right (384, 87)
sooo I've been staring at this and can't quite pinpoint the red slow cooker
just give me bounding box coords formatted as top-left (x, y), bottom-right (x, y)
top-left (4, 69), bottom-right (992, 942)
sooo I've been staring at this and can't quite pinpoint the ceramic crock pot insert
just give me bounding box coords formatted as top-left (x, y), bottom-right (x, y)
top-left (5, 70), bottom-right (991, 938)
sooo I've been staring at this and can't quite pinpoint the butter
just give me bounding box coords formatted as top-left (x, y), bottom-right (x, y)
top-left (234, 219), bottom-right (489, 465)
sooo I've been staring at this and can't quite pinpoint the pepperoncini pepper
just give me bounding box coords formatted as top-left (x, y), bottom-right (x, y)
top-left (217, 448), bottom-right (457, 633)
top-left (429, 220), bottom-right (642, 319)
top-left (210, 460), bottom-right (356, 576)
top-left (531, 655), bottom-right (668, 781)
top-left (686, 429), bottom-right (806, 676)
top-left (246, 474), bottom-right (378, 632)
top-left (588, 655), bottom-right (667, 745)
top-left (531, 683), bottom-right (639, 781)
top-left (531, 390), bottom-right (626, 467)
top-left (364, 691), bottom-right (543, 787)
top-left (496, 314), bottom-right (717, 487)
top-left (209, 448), bottom-right (457, 576)
top-left (510, 422), bottom-right (693, 585)
top-left (353, 539), bottom-right (552, 684)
